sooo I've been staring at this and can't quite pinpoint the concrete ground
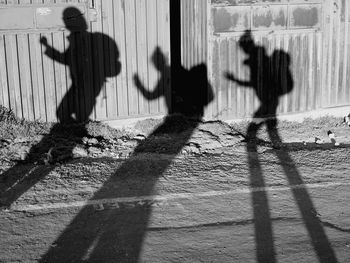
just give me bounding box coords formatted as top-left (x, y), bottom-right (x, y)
top-left (1, 116), bottom-right (350, 262)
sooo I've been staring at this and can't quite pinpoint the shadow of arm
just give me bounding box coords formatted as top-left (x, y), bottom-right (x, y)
top-left (40, 36), bottom-right (66, 64)
top-left (133, 74), bottom-right (161, 100)
top-left (225, 72), bottom-right (252, 87)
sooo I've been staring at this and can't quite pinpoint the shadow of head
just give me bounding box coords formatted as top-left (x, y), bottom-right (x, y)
top-left (63, 7), bottom-right (88, 32)
top-left (151, 46), bottom-right (169, 72)
top-left (239, 30), bottom-right (256, 53)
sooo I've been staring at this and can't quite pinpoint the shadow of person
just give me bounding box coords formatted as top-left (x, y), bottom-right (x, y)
top-left (0, 7), bottom-right (121, 208)
top-left (225, 30), bottom-right (338, 263)
top-left (39, 46), bottom-right (214, 262)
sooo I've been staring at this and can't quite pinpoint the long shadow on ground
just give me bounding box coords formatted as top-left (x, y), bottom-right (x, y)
top-left (226, 30), bottom-right (339, 263)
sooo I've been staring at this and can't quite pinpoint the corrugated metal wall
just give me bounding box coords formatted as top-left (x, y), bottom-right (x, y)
top-left (0, 0), bottom-right (170, 122)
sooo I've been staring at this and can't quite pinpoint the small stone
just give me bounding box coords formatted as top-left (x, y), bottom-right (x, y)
top-left (327, 131), bottom-right (335, 139)
top-left (87, 138), bottom-right (99, 145)
top-left (94, 203), bottom-right (104, 211)
top-left (72, 146), bottom-right (88, 158)
top-left (133, 134), bottom-right (146, 141)
top-left (88, 147), bottom-right (102, 155)
top-left (82, 137), bottom-right (89, 144)
top-left (315, 137), bottom-right (322, 144)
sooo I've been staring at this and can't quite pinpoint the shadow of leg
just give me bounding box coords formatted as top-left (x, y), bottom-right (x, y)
top-left (0, 165), bottom-right (53, 208)
top-left (267, 126), bottom-right (338, 263)
top-left (247, 122), bottom-right (277, 263)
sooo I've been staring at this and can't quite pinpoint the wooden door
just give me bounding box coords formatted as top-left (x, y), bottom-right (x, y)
top-left (208, 0), bottom-right (326, 119)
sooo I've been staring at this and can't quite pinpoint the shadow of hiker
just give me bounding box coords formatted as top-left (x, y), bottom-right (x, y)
top-left (225, 30), bottom-right (338, 263)
top-left (0, 7), bottom-right (121, 208)
top-left (38, 46), bottom-right (214, 262)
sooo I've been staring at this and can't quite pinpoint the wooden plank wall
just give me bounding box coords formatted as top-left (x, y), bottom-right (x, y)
top-left (180, 0), bottom-right (214, 117)
top-left (210, 32), bottom-right (323, 119)
top-left (322, 0), bottom-right (350, 107)
top-left (0, 0), bottom-right (170, 122)
top-left (208, 0), bottom-right (326, 120)
top-left (181, 0), bottom-right (207, 68)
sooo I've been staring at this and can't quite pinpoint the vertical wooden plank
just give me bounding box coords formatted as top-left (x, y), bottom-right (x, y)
top-left (135, 0), bottom-right (150, 115)
top-left (41, 32), bottom-right (57, 122)
top-left (226, 36), bottom-right (233, 118)
top-left (346, 2), bottom-right (350, 104)
top-left (276, 34), bottom-right (283, 114)
top-left (188, 0), bottom-right (193, 67)
top-left (315, 32), bottom-right (323, 109)
top-left (55, 0), bottom-right (70, 125)
top-left (0, 35), bottom-right (9, 109)
top-left (211, 39), bottom-right (219, 118)
top-left (307, 33), bottom-right (315, 111)
top-left (163, 0), bottom-right (171, 114)
top-left (17, 33), bottom-right (34, 120)
top-left (83, 26), bottom-right (95, 120)
top-left (146, 0), bottom-right (159, 114)
top-left (281, 33), bottom-right (289, 114)
top-left (218, 38), bottom-right (227, 119)
top-left (156, 0), bottom-right (170, 113)
top-left (52, 31), bottom-right (68, 121)
top-left (236, 36), bottom-right (243, 118)
top-left (291, 33), bottom-right (299, 113)
top-left (340, 0), bottom-right (349, 104)
top-left (287, 35), bottom-right (294, 113)
top-left (114, 0), bottom-right (129, 117)
top-left (102, 0), bottom-right (118, 119)
top-left (346, 25), bottom-right (350, 103)
top-left (180, 0), bottom-right (186, 67)
top-left (299, 34), bottom-right (307, 112)
top-left (255, 35), bottom-right (263, 116)
top-left (124, 0), bottom-right (139, 115)
top-left (91, 0), bottom-right (107, 120)
top-left (331, 0), bottom-right (341, 106)
top-left (28, 33), bottom-right (46, 121)
top-left (195, 0), bottom-right (201, 65)
top-left (73, 31), bottom-right (86, 121)
top-left (5, 34), bottom-right (22, 119)
top-left (321, 0), bottom-right (332, 108)
top-left (62, 30), bottom-right (74, 121)
top-left (205, 0), bottom-right (213, 119)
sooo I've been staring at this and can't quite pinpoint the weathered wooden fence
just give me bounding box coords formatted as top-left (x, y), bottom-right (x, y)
top-left (180, 0), bottom-right (350, 120)
top-left (0, 0), bottom-right (170, 122)
top-left (1, 0), bottom-right (350, 122)
top-left (206, 0), bottom-right (350, 120)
